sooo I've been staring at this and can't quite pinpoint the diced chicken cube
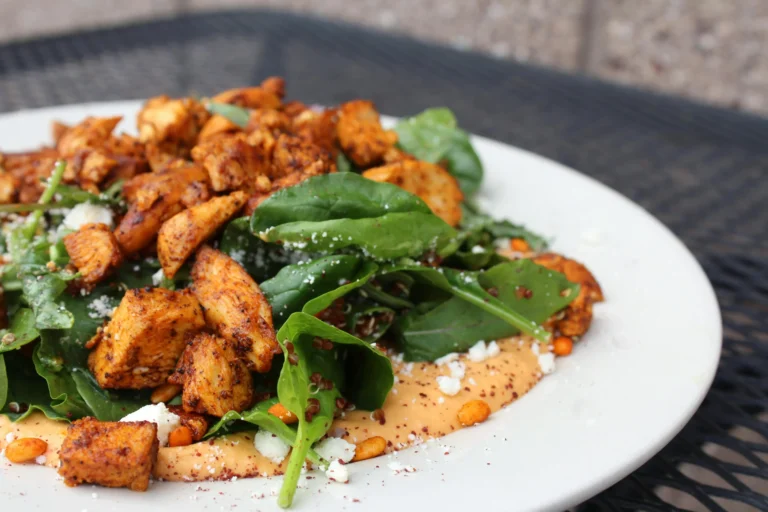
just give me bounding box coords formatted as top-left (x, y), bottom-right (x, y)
top-left (63, 223), bottom-right (123, 286)
top-left (0, 171), bottom-right (18, 204)
top-left (57, 116), bottom-right (122, 157)
top-left (58, 418), bottom-right (158, 492)
top-left (137, 96), bottom-right (209, 152)
top-left (336, 100), bottom-right (397, 168)
top-left (88, 288), bottom-right (205, 389)
top-left (363, 160), bottom-right (464, 227)
top-left (168, 332), bottom-right (253, 417)
top-left (190, 133), bottom-right (267, 192)
top-left (158, 191), bottom-right (248, 278)
top-left (191, 246), bottom-right (279, 372)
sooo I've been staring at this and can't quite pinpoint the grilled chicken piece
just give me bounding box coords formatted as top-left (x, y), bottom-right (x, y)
top-left (191, 133), bottom-right (267, 192)
top-left (532, 253), bottom-right (604, 337)
top-left (198, 115), bottom-right (241, 142)
top-left (363, 160), bottom-right (464, 227)
top-left (211, 86), bottom-right (282, 110)
top-left (272, 133), bottom-right (335, 179)
top-left (247, 108), bottom-right (291, 135)
top-left (88, 288), bottom-right (205, 389)
top-left (336, 100), bottom-right (397, 168)
top-left (0, 171), bottom-right (19, 204)
top-left (116, 164), bottom-right (211, 255)
top-left (191, 246), bottom-right (279, 373)
top-left (157, 191), bottom-right (248, 278)
top-left (56, 116), bottom-right (122, 157)
top-left (290, 107), bottom-right (338, 155)
top-left (63, 223), bottom-right (123, 287)
top-left (137, 96), bottom-right (210, 153)
top-left (58, 418), bottom-right (158, 492)
top-left (168, 332), bottom-right (253, 417)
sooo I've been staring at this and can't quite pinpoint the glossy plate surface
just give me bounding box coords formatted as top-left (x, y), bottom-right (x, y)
top-left (0, 102), bottom-right (722, 511)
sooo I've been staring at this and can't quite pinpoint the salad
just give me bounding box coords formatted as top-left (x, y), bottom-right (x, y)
top-left (0, 77), bottom-right (603, 508)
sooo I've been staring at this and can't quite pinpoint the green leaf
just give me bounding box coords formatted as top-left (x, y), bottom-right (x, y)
top-left (274, 311), bottom-right (394, 507)
top-left (20, 265), bottom-right (78, 330)
top-left (0, 353), bottom-right (7, 411)
top-left (251, 173), bottom-right (457, 260)
top-left (336, 152), bottom-right (355, 173)
top-left (207, 102), bottom-right (249, 128)
top-left (260, 255), bottom-right (371, 327)
top-left (459, 203), bottom-right (548, 253)
top-left (346, 303), bottom-right (395, 343)
top-left (1, 351), bottom-right (67, 422)
top-left (34, 338), bottom-right (93, 419)
top-left (0, 308), bottom-right (40, 353)
top-left (71, 369), bottom-right (148, 421)
top-left (393, 260), bottom-right (579, 361)
top-left (54, 182), bottom-right (124, 209)
top-left (220, 217), bottom-right (311, 283)
top-left (395, 108), bottom-right (483, 195)
top-left (206, 397), bottom-right (323, 465)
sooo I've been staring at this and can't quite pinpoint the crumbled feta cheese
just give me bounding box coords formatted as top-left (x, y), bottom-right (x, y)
top-left (437, 396), bottom-right (445, 404)
top-left (325, 460), bottom-right (349, 483)
top-left (447, 360), bottom-right (465, 379)
top-left (253, 430), bottom-right (290, 464)
top-left (388, 461), bottom-right (416, 474)
top-left (467, 340), bottom-right (502, 362)
top-left (470, 245), bottom-right (485, 254)
top-left (63, 203), bottom-right (113, 230)
top-left (538, 353), bottom-right (556, 375)
top-left (121, 403), bottom-right (181, 446)
top-left (434, 352), bottom-right (459, 366)
top-left (5, 432), bottom-right (17, 443)
top-left (151, 269), bottom-right (165, 286)
top-left (314, 436), bottom-right (355, 463)
top-left (531, 342), bottom-right (541, 355)
top-left (436, 376), bottom-right (461, 396)
top-left (87, 295), bottom-right (114, 319)
top-left (35, 455), bottom-right (47, 465)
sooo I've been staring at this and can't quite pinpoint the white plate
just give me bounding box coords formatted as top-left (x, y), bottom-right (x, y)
top-left (0, 101), bottom-right (721, 511)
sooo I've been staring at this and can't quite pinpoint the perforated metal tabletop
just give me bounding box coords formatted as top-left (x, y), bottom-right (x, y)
top-left (1, 10), bottom-right (766, 511)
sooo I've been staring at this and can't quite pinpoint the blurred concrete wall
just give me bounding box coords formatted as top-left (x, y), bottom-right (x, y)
top-left (1, 0), bottom-right (766, 116)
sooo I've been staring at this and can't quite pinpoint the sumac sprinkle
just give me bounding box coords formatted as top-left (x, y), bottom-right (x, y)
top-left (322, 378), bottom-right (334, 391)
top-left (310, 372), bottom-right (324, 385)
top-left (285, 342), bottom-right (295, 354)
top-left (288, 353), bottom-right (299, 365)
top-left (372, 408), bottom-right (386, 425)
top-left (323, 340), bottom-right (334, 350)
top-left (487, 287), bottom-right (499, 297)
top-left (515, 286), bottom-right (533, 299)
top-left (335, 397), bottom-right (348, 410)
top-left (305, 398), bottom-right (321, 422)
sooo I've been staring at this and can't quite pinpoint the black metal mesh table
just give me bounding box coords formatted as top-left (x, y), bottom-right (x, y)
top-left (1, 10), bottom-right (766, 511)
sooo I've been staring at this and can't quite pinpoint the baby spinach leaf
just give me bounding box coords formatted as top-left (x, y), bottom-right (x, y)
top-left (459, 203), bottom-right (548, 252)
top-left (20, 265), bottom-right (78, 330)
top-left (261, 255), bottom-right (372, 327)
top-left (395, 108), bottom-right (483, 195)
top-left (0, 308), bottom-right (40, 353)
top-left (1, 351), bottom-right (66, 422)
top-left (346, 303), bottom-right (396, 343)
top-left (34, 338), bottom-right (93, 419)
top-left (359, 282), bottom-right (414, 309)
top-left (251, 173), bottom-right (457, 260)
top-left (207, 102), bottom-right (250, 127)
top-left (0, 353), bottom-right (7, 411)
top-left (274, 311), bottom-right (394, 507)
top-left (302, 261), bottom-right (378, 316)
top-left (393, 260), bottom-right (579, 361)
top-left (70, 369), bottom-right (147, 421)
top-left (336, 152), bottom-right (355, 173)
top-left (205, 397), bottom-right (323, 465)
top-left (220, 217), bottom-right (310, 283)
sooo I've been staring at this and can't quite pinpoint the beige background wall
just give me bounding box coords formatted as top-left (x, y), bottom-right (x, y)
top-left (1, 0), bottom-right (766, 116)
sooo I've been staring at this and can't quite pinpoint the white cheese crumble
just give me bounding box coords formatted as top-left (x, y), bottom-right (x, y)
top-left (87, 295), bottom-right (114, 319)
top-left (314, 437), bottom-right (355, 463)
top-left (436, 376), bottom-right (461, 396)
top-left (63, 203), bottom-right (114, 230)
top-left (387, 461), bottom-right (416, 474)
top-left (325, 460), bottom-right (349, 483)
top-left (434, 352), bottom-right (459, 365)
top-left (151, 269), bottom-right (166, 287)
top-left (121, 403), bottom-right (181, 446)
top-left (470, 245), bottom-right (485, 254)
top-left (538, 353), bottom-right (556, 375)
top-left (447, 360), bottom-right (465, 379)
top-left (467, 340), bottom-right (502, 362)
top-left (5, 432), bottom-right (17, 443)
top-left (35, 455), bottom-right (47, 465)
top-left (253, 430), bottom-right (290, 464)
